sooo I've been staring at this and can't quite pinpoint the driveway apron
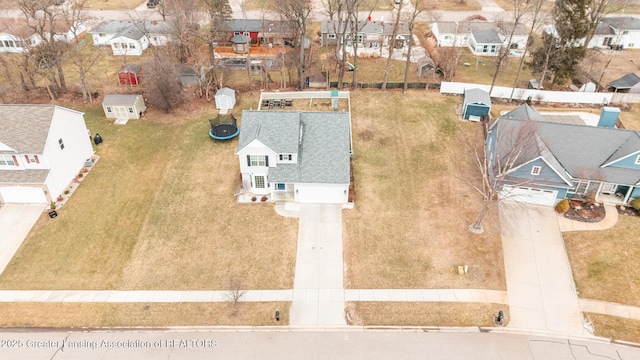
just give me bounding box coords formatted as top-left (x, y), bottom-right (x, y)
top-left (499, 201), bottom-right (586, 335)
top-left (0, 204), bottom-right (46, 274)
top-left (289, 204), bottom-right (346, 326)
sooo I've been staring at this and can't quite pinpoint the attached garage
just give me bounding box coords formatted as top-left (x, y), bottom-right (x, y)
top-left (501, 186), bottom-right (557, 206)
top-left (295, 185), bottom-right (347, 204)
top-left (0, 187), bottom-right (47, 204)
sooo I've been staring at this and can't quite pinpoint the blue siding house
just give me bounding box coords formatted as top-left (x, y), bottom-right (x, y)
top-left (487, 104), bottom-right (640, 206)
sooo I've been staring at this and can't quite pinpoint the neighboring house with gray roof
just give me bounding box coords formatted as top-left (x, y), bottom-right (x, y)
top-left (0, 105), bottom-right (94, 204)
top-left (469, 29), bottom-right (503, 56)
top-left (89, 20), bottom-right (172, 56)
top-left (235, 110), bottom-right (352, 205)
top-left (487, 104), bottom-right (640, 206)
top-left (544, 16), bottom-right (640, 49)
top-left (321, 20), bottom-right (411, 55)
top-left (430, 21), bottom-right (528, 53)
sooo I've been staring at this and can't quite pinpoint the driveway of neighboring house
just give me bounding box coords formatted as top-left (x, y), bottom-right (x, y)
top-left (499, 201), bottom-right (586, 336)
top-left (289, 204), bottom-right (346, 326)
top-left (0, 204), bottom-right (46, 274)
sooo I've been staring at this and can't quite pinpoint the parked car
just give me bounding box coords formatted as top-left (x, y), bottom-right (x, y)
top-left (147, 0), bottom-right (160, 8)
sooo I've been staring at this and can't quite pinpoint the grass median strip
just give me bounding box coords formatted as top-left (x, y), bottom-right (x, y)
top-left (0, 302), bottom-right (289, 327)
top-left (585, 313), bottom-right (640, 344)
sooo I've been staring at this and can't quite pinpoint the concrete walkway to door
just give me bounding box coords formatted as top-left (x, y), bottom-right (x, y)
top-left (0, 204), bottom-right (46, 274)
top-left (288, 204), bottom-right (346, 326)
top-left (499, 201), bottom-right (586, 336)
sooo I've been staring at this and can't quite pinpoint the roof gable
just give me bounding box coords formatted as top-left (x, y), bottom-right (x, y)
top-left (608, 73), bottom-right (640, 89)
top-left (464, 88), bottom-right (491, 106)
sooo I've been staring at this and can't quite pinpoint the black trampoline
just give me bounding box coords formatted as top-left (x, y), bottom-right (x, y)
top-left (209, 114), bottom-right (239, 140)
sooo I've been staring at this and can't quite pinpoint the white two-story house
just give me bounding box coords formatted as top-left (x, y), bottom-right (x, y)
top-left (235, 110), bottom-right (352, 205)
top-left (0, 105), bottom-right (94, 204)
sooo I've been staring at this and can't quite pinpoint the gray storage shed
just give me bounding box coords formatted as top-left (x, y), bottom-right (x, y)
top-left (102, 94), bottom-right (146, 120)
top-left (462, 88), bottom-right (491, 121)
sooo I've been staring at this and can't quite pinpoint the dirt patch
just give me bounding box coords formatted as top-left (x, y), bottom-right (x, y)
top-left (563, 200), bottom-right (606, 223)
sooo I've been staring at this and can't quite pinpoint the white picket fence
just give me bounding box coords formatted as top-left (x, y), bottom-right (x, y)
top-left (439, 82), bottom-right (626, 105)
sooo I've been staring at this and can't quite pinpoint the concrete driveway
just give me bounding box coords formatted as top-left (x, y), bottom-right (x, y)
top-left (289, 204), bottom-right (346, 326)
top-left (0, 203), bottom-right (46, 274)
top-left (499, 201), bottom-right (586, 336)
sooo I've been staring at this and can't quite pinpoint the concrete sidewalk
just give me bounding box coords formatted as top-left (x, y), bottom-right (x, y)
top-left (580, 299), bottom-right (640, 321)
top-left (557, 204), bottom-right (618, 232)
top-left (499, 201), bottom-right (586, 336)
top-left (289, 204), bottom-right (346, 326)
top-left (345, 289), bottom-right (507, 304)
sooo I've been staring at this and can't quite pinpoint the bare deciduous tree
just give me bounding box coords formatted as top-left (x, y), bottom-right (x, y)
top-left (458, 119), bottom-right (539, 233)
top-left (381, 0), bottom-right (403, 91)
top-left (273, 0), bottom-right (312, 89)
top-left (144, 55), bottom-right (183, 113)
top-left (226, 276), bottom-right (246, 316)
top-left (402, 0), bottom-right (427, 93)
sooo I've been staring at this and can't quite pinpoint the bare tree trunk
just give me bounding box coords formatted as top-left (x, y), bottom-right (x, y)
top-left (403, 29), bottom-right (413, 93)
top-left (381, 2), bottom-right (403, 91)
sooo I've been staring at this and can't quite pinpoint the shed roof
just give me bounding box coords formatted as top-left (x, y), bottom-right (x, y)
top-left (236, 111), bottom-right (351, 184)
top-left (119, 63), bottom-right (141, 73)
top-left (608, 73), bottom-right (640, 90)
top-left (102, 94), bottom-right (141, 106)
top-left (463, 88), bottom-right (491, 106)
top-left (216, 87), bottom-right (235, 97)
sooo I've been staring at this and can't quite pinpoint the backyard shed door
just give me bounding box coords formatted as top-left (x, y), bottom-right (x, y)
top-left (500, 186), bottom-right (557, 207)
top-left (113, 106), bottom-right (129, 119)
top-left (0, 187), bottom-right (47, 204)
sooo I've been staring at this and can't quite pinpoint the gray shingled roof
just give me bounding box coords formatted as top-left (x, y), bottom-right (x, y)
top-left (0, 169), bottom-right (49, 184)
top-left (236, 111), bottom-right (351, 184)
top-left (471, 29), bottom-right (502, 44)
top-left (102, 94), bottom-right (141, 106)
top-left (601, 16), bottom-right (640, 31)
top-left (499, 104), bottom-right (547, 122)
top-left (89, 20), bottom-right (172, 37)
top-left (433, 21), bottom-right (527, 36)
top-left (464, 88), bottom-right (491, 106)
top-left (494, 106), bottom-right (640, 185)
top-left (225, 19), bottom-right (293, 34)
top-left (0, 105), bottom-right (56, 154)
top-left (608, 73), bottom-right (640, 90)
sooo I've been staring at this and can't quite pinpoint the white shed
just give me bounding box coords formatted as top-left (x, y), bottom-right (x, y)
top-left (215, 88), bottom-right (236, 113)
top-left (102, 94), bottom-right (146, 120)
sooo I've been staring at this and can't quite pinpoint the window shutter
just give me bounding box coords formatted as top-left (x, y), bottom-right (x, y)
top-left (247, 155), bottom-right (251, 167)
top-left (35, 155), bottom-right (39, 163)
top-left (288, 154), bottom-right (292, 161)
top-left (12, 155), bottom-right (18, 166)
top-left (24, 155), bottom-right (30, 163)
top-left (265, 156), bottom-right (269, 167)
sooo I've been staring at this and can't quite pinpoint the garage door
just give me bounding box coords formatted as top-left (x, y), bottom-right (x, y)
top-left (500, 186), bottom-right (557, 206)
top-left (296, 187), bottom-right (346, 204)
top-left (0, 187), bottom-right (47, 204)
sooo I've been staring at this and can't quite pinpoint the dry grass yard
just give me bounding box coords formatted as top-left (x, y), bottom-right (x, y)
top-left (585, 313), bottom-right (640, 344)
top-left (564, 215), bottom-right (640, 307)
top-left (344, 91), bottom-right (506, 291)
top-left (0, 302), bottom-right (289, 327)
top-left (348, 302), bottom-right (507, 327)
top-left (0, 99), bottom-right (298, 291)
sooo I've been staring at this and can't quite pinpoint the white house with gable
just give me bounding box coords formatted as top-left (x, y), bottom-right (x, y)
top-left (89, 20), bottom-right (172, 56)
top-left (0, 105), bottom-right (94, 204)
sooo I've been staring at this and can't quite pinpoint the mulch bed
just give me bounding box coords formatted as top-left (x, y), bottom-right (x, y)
top-left (616, 205), bottom-right (640, 217)
top-left (563, 200), bottom-right (606, 223)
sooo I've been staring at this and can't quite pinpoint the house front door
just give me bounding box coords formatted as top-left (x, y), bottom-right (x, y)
top-left (601, 182), bottom-right (617, 194)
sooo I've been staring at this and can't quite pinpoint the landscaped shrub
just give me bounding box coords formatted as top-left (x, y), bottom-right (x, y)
top-left (585, 192), bottom-right (597, 204)
top-left (630, 197), bottom-right (640, 211)
top-left (555, 199), bottom-right (570, 214)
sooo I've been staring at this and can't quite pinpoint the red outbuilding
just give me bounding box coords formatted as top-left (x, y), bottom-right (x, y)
top-left (117, 64), bottom-right (141, 86)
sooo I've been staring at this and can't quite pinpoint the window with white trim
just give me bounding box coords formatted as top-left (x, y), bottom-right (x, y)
top-left (248, 155), bottom-right (267, 166)
top-left (279, 154), bottom-right (292, 161)
top-left (0, 154), bottom-right (18, 166)
top-left (58, 138), bottom-right (65, 150)
top-left (128, 107), bottom-right (134, 113)
top-left (327, 34), bottom-right (336, 39)
top-left (106, 106), bottom-right (112, 113)
top-left (24, 154), bottom-right (40, 164)
top-left (531, 166), bottom-right (541, 175)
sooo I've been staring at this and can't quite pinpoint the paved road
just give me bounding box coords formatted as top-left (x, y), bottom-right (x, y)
top-left (1, 330), bottom-right (639, 359)
top-left (499, 201), bottom-right (585, 336)
top-left (289, 204), bottom-right (346, 326)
